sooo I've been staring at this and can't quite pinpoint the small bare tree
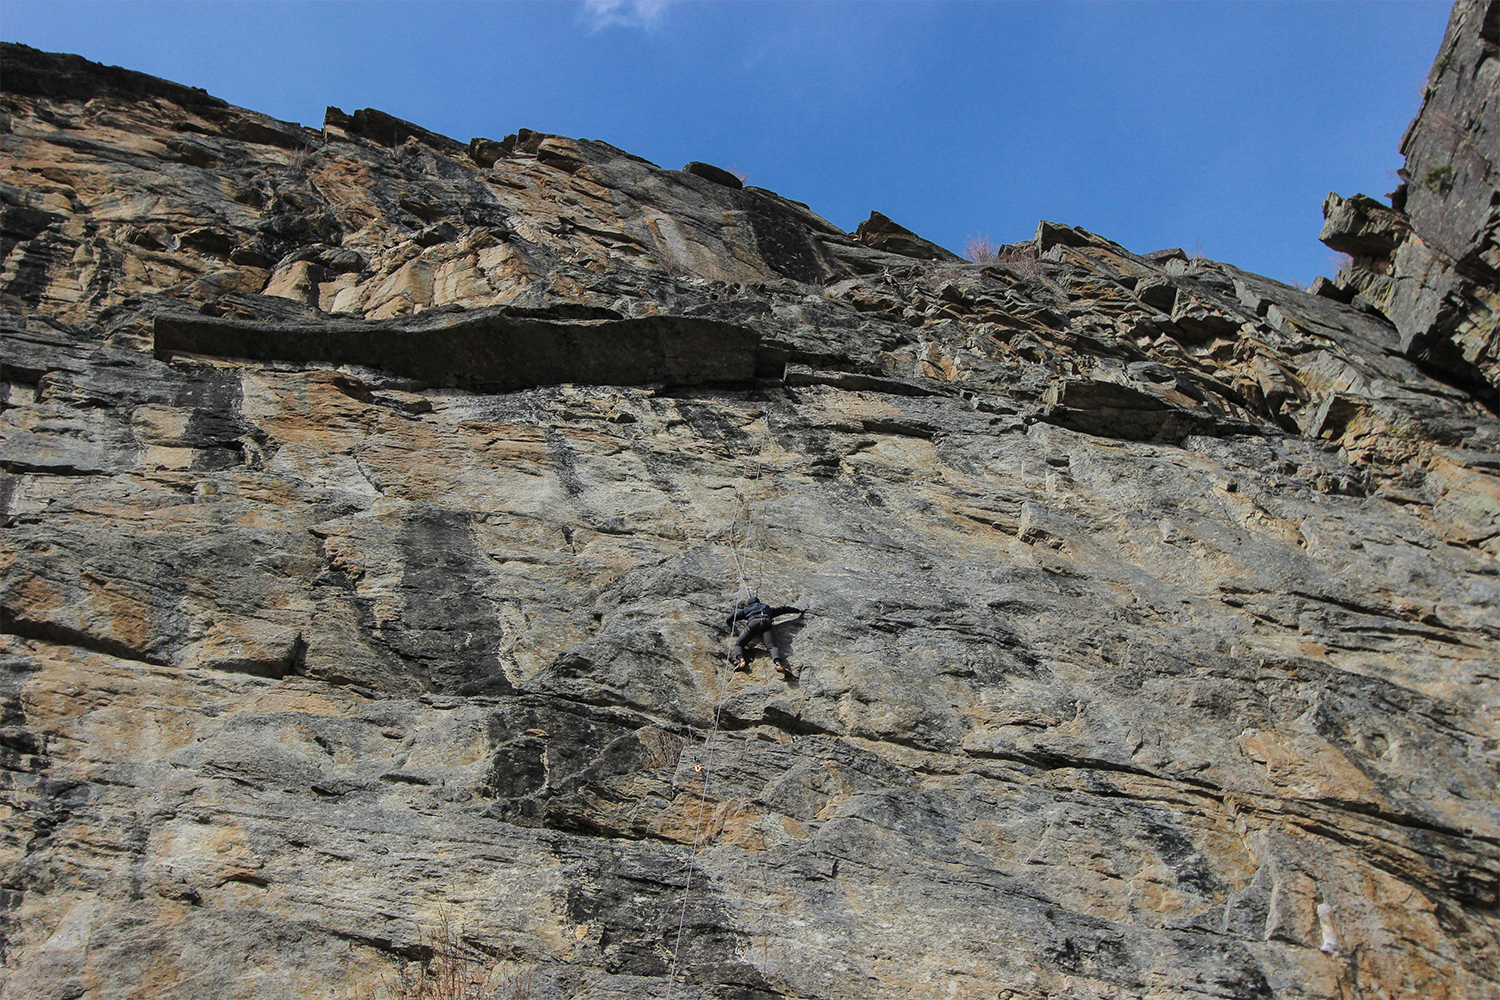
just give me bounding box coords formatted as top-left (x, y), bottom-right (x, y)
top-left (964, 236), bottom-right (999, 262)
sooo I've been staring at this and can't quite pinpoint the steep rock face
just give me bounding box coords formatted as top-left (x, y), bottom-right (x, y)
top-left (2, 23), bottom-right (1499, 1000)
top-left (1321, 0), bottom-right (1500, 403)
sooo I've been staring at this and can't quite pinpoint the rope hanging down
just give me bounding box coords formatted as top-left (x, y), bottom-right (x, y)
top-left (662, 642), bottom-right (730, 1000)
top-left (726, 414), bottom-right (772, 604)
top-left (664, 410), bottom-right (773, 999)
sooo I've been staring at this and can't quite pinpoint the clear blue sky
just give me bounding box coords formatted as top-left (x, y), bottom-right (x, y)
top-left (3, 0), bottom-right (1452, 286)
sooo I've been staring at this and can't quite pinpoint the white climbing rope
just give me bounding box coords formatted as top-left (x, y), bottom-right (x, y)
top-left (664, 409), bottom-right (773, 999)
top-left (662, 652), bottom-right (730, 1000)
top-left (726, 412), bottom-right (772, 603)
top-left (747, 415), bottom-right (772, 595)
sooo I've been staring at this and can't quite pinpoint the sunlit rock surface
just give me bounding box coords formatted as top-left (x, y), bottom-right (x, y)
top-left (1321, 0), bottom-right (1500, 406)
top-left (2, 8), bottom-right (1498, 999)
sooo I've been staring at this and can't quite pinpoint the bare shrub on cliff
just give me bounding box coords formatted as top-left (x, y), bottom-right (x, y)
top-left (640, 728), bottom-right (695, 770)
top-left (964, 236), bottom-right (999, 262)
top-left (999, 249), bottom-right (1041, 278)
top-left (346, 911), bottom-right (536, 1000)
top-left (964, 236), bottom-right (1042, 278)
top-left (918, 260), bottom-right (962, 284)
top-left (648, 244), bottom-right (691, 279)
top-left (976, 245), bottom-right (1042, 280)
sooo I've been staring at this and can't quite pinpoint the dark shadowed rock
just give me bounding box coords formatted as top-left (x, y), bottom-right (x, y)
top-left (852, 210), bottom-right (963, 261)
top-left (154, 307), bottom-right (765, 391)
top-left (0, 40), bottom-right (226, 108)
top-left (1318, 192), bottom-right (1412, 258)
top-left (324, 105), bottom-right (468, 157)
top-left (683, 161), bottom-right (745, 189)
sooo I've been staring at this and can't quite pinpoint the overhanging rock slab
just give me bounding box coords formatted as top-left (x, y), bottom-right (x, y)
top-left (154, 307), bottom-right (763, 391)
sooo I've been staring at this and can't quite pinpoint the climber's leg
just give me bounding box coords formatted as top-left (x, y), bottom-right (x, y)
top-left (731, 624), bottom-right (757, 670)
top-left (763, 623), bottom-right (794, 676)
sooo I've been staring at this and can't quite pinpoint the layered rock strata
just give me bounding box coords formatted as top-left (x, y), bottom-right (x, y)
top-left (1321, 0), bottom-right (1499, 404)
top-left (2, 11), bottom-right (1499, 1000)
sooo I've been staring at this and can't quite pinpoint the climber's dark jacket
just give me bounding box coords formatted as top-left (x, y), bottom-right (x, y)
top-left (727, 601), bottom-right (802, 669)
top-left (724, 600), bottom-right (800, 631)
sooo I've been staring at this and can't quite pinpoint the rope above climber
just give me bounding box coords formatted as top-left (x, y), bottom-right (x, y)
top-left (725, 597), bottom-right (805, 677)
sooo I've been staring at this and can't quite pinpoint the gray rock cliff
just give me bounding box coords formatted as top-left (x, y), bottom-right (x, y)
top-left (2, 8), bottom-right (1498, 999)
top-left (1321, 0), bottom-right (1500, 406)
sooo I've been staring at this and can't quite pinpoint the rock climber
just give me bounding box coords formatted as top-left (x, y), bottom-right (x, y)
top-left (726, 597), bottom-right (805, 676)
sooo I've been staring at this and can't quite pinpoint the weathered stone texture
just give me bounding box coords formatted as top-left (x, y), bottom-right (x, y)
top-left (2, 21), bottom-right (1499, 1000)
top-left (1322, 0), bottom-right (1500, 403)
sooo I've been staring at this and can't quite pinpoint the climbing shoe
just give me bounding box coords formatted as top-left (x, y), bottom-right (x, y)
top-left (732, 658), bottom-right (750, 672)
top-left (775, 659), bottom-right (795, 678)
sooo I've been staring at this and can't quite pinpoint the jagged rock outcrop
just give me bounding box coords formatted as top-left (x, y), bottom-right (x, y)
top-left (2, 13), bottom-right (1499, 1000)
top-left (1321, 0), bottom-right (1499, 404)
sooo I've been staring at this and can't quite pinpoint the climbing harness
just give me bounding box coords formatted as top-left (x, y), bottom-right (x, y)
top-left (663, 409), bottom-right (773, 999)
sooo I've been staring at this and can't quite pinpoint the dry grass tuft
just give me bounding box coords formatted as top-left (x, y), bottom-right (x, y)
top-left (640, 728), bottom-right (696, 771)
top-left (964, 236), bottom-right (1043, 278)
top-left (345, 912), bottom-right (537, 1000)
